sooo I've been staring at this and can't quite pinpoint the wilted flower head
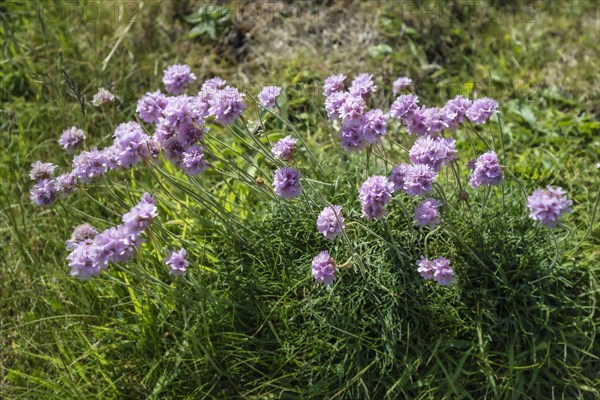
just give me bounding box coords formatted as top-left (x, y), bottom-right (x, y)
top-left (181, 145), bottom-right (208, 176)
top-left (414, 198), bottom-right (442, 229)
top-left (323, 74), bottom-right (346, 96)
top-left (311, 250), bottom-right (336, 286)
top-left (389, 94), bottom-right (419, 120)
top-left (403, 164), bottom-right (438, 196)
top-left (466, 98), bottom-right (498, 124)
top-left (443, 95), bottom-right (472, 128)
top-left (392, 77), bottom-right (412, 95)
top-left (66, 223), bottom-right (98, 250)
top-left (30, 179), bottom-right (57, 206)
top-left (258, 86), bottom-right (281, 109)
top-left (165, 248), bottom-right (189, 276)
top-left (29, 161), bottom-right (57, 181)
top-left (163, 64), bottom-right (197, 95)
top-left (136, 91), bottom-right (168, 124)
top-left (469, 151), bottom-right (503, 188)
top-left (272, 135), bottom-right (298, 161)
top-left (527, 186), bottom-right (573, 228)
top-left (317, 205), bottom-right (346, 240)
top-left (91, 88), bottom-right (115, 106)
top-left (272, 167), bottom-right (302, 198)
top-left (58, 127), bottom-right (86, 152)
top-left (390, 163), bottom-right (411, 192)
top-left (359, 175), bottom-right (394, 220)
top-left (409, 136), bottom-right (457, 172)
top-left (349, 73), bottom-right (376, 100)
top-left (208, 86), bottom-right (247, 125)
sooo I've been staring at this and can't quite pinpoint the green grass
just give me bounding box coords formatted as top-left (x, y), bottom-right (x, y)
top-left (1, 1), bottom-right (599, 398)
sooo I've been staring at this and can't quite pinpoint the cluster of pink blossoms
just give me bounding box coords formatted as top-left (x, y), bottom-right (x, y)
top-left (66, 193), bottom-right (157, 279)
top-left (30, 64), bottom-right (254, 208)
top-left (30, 67), bottom-right (576, 288)
top-left (323, 73), bottom-right (388, 151)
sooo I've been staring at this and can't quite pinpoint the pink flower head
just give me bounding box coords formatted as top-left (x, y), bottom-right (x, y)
top-left (312, 250), bottom-right (336, 286)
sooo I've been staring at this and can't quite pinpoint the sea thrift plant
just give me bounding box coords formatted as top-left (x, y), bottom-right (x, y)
top-left (163, 64), bottom-right (197, 95)
top-left (323, 74), bottom-right (346, 96)
top-left (421, 107), bottom-right (450, 135)
top-left (208, 86), bottom-right (247, 125)
top-left (338, 94), bottom-right (366, 121)
top-left (66, 193), bottom-right (157, 279)
top-left (258, 86), bottom-right (281, 109)
top-left (311, 250), bottom-right (336, 286)
top-left (30, 179), bottom-right (57, 206)
top-left (389, 94), bottom-right (419, 121)
top-left (433, 257), bottom-right (455, 286)
top-left (403, 107), bottom-right (429, 136)
top-left (466, 97), bottom-right (499, 124)
top-left (91, 88), bottom-right (115, 106)
top-left (338, 118), bottom-right (368, 151)
top-left (359, 176), bottom-right (394, 220)
top-left (409, 136), bottom-right (457, 172)
top-left (165, 248), bottom-right (190, 276)
top-left (317, 205), bottom-right (346, 240)
top-left (361, 109), bottom-right (388, 143)
top-left (272, 136), bottom-right (298, 161)
top-left (59, 127), bottom-right (86, 152)
top-left (527, 186), bottom-right (573, 227)
top-left (349, 73), bottom-right (376, 100)
top-left (443, 95), bottom-right (472, 128)
top-left (137, 91), bottom-right (168, 124)
top-left (324, 91), bottom-right (347, 120)
top-left (29, 161), bottom-right (57, 181)
top-left (416, 256), bottom-right (436, 280)
top-left (72, 147), bottom-right (109, 183)
top-left (403, 164), bottom-right (438, 196)
top-left (272, 167), bottom-right (302, 198)
top-left (390, 163), bottom-right (411, 192)
top-left (181, 145), bottom-right (208, 176)
top-left (417, 256), bottom-right (455, 286)
top-left (414, 198), bottom-right (442, 229)
top-left (66, 223), bottom-right (98, 250)
top-left (29, 64), bottom-right (578, 305)
top-left (469, 151), bottom-right (503, 188)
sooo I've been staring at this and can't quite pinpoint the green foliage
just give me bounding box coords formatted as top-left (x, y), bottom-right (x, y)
top-left (185, 5), bottom-right (230, 40)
